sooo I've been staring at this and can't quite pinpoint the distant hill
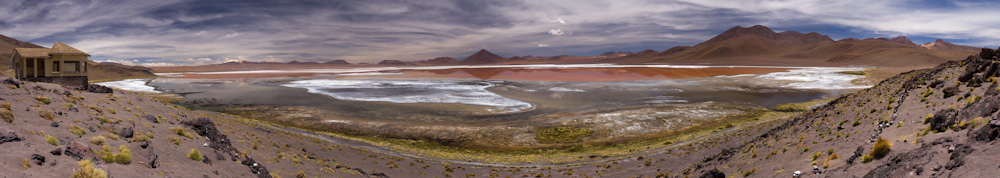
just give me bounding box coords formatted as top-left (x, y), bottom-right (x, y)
top-left (605, 25), bottom-right (981, 67)
top-left (0, 34), bottom-right (156, 82)
top-left (459, 49), bottom-right (506, 65)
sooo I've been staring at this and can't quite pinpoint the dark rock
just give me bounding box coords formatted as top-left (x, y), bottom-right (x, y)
top-left (241, 157), bottom-right (272, 178)
top-left (970, 120), bottom-right (1000, 142)
top-left (142, 115), bottom-right (159, 123)
top-left (182, 118), bottom-right (233, 152)
top-left (140, 141), bottom-right (149, 149)
top-left (847, 146), bottom-right (864, 164)
top-left (699, 169), bottom-right (725, 178)
top-left (87, 127), bottom-right (95, 132)
top-left (945, 144), bottom-right (973, 170)
top-left (85, 84), bottom-right (113, 93)
top-left (2, 78), bottom-right (22, 88)
top-left (202, 155), bottom-right (212, 165)
top-left (68, 107), bottom-right (79, 112)
top-left (0, 130), bottom-right (22, 145)
top-left (50, 122), bottom-right (59, 127)
top-left (50, 148), bottom-right (63, 156)
top-left (214, 150), bottom-right (225, 161)
top-left (30, 154), bottom-right (45, 165)
top-left (929, 108), bottom-right (957, 132)
top-left (915, 166), bottom-right (923, 175)
top-left (863, 146), bottom-right (933, 178)
top-left (64, 140), bottom-right (99, 161)
top-left (118, 127), bottom-right (134, 139)
top-left (25, 107), bottom-right (29, 111)
top-left (371, 172), bottom-right (389, 178)
top-left (942, 86), bottom-right (959, 98)
top-left (146, 147), bottom-right (159, 169)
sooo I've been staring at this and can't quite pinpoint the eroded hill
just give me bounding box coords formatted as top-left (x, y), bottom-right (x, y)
top-left (676, 48), bottom-right (1000, 177)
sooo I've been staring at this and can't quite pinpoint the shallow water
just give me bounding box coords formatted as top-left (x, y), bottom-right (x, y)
top-left (97, 65), bottom-right (868, 123)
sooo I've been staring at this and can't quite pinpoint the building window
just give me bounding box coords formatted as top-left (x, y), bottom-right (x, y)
top-left (52, 61), bottom-right (61, 73)
top-left (64, 61), bottom-right (81, 72)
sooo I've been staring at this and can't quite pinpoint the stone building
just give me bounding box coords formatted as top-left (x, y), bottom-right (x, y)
top-left (8, 42), bottom-right (89, 88)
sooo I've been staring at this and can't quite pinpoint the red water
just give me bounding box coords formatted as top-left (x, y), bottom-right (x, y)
top-left (170, 67), bottom-right (793, 81)
top-left (346, 67), bottom-right (793, 82)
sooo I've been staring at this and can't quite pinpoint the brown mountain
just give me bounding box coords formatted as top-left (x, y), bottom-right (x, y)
top-left (377, 60), bottom-right (408, 65)
top-left (625, 49), bottom-right (660, 57)
top-left (459, 49), bottom-right (506, 65)
top-left (607, 25), bottom-right (981, 67)
top-left (421, 57), bottom-right (459, 64)
top-left (921, 39), bottom-right (980, 51)
top-left (323, 60), bottom-right (350, 64)
top-left (659, 46), bottom-right (691, 56)
top-left (0, 34), bottom-right (155, 82)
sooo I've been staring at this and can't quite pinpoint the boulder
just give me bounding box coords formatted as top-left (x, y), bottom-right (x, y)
top-left (2, 78), bottom-right (21, 88)
top-left (0, 129), bottom-right (22, 145)
top-left (30, 154), bottom-right (45, 166)
top-left (50, 148), bottom-right (62, 156)
top-left (181, 118), bottom-right (233, 152)
top-left (64, 140), bottom-right (99, 161)
top-left (85, 84), bottom-right (113, 93)
top-left (118, 127), bottom-right (134, 139)
top-left (142, 115), bottom-right (159, 123)
top-left (699, 169), bottom-right (725, 178)
top-left (146, 147), bottom-right (159, 169)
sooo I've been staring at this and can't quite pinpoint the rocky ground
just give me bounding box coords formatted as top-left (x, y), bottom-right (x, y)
top-left (676, 47), bottom-right (1000, 178)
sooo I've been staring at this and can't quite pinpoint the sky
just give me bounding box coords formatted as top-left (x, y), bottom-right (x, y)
top-left (1, 0), bottom-right (999, 66)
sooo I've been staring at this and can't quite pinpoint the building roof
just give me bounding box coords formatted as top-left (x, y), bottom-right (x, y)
top-left (11, 42), bottom-right (90, 58)
top-left (50, 42), bottom-right (89, 56)
top-left (13, 48), bottom-right (51, 58)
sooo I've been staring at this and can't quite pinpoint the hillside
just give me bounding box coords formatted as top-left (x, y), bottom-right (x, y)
top-left (608, 25), bottom-right (981, 67)
top-left (672, 48), bottom-right (1000, 177)
top-left (0, 76), bottom-right (426, 177)
top-left (0, 34), bottom-right (155, 82)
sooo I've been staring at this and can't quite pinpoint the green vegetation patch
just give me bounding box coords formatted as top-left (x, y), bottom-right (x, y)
top-left (838, 71), bottom-right (868, 76)
top-left (535, 127), bottom-right (594, 144)
top-left (188, 149), bottom-right (203, 161)
top-left (774, 98), bottom-right (835, 112)
top-left (35, 96), bottom-right (51, 105)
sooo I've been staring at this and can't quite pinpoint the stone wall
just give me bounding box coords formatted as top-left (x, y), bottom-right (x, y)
top-left (24, 76), bottom-right (88, 89)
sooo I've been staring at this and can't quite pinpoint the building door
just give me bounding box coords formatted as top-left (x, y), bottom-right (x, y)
top-left (25, 59), bottom-right (35, 78)
top-left (35, 59), bottom-right (44, 77)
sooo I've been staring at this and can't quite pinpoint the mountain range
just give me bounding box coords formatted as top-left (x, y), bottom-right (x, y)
top-left (372, 25), bottom-right (981, 68)
top-left (603, 25), bottom-right (981, 67)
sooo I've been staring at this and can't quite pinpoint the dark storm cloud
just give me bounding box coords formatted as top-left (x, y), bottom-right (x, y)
top-left (0, 0), bottom-right (997, 66)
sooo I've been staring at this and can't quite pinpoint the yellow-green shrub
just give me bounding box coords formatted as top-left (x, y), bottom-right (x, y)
top-left (45, 135), bottom-right (59, 146)
top-left (188, 149), bottom-right (203, 161)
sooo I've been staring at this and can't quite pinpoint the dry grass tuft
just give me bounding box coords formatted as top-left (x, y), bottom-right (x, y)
top-left (72, 160), bottom-right (107, 178)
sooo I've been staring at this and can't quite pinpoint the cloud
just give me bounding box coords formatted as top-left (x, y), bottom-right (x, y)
top-left (547, 29), bottom-right (571, 36)
top-left (0, 0), bottom-right (996, 66)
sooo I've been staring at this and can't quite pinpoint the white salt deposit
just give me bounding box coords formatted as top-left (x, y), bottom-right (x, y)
top-left (94, 79), bottom-right (160, 93)
top-left (756, 68), bottom-right (871, 89)
top-left (281, 79), bottom-right (534, 113)
top-left (547, 87), bottom-right (585, 92)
